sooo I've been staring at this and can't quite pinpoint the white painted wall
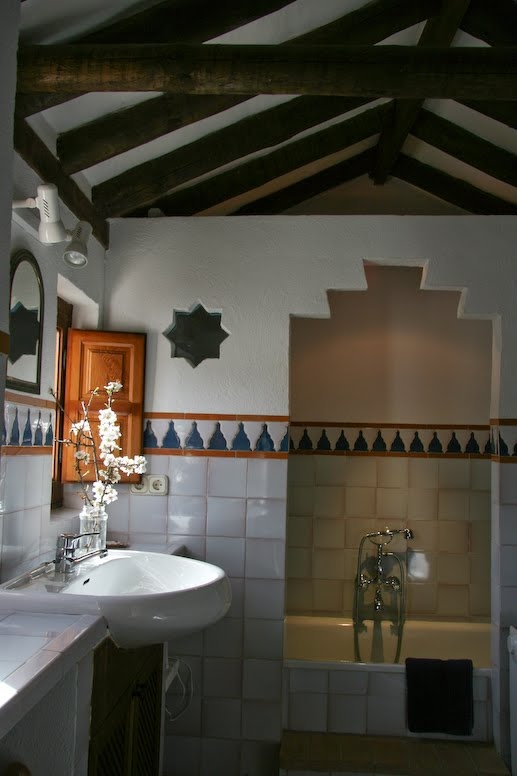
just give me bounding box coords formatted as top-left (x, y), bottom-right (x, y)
top-left (106, 216), bottom-right (516, 417)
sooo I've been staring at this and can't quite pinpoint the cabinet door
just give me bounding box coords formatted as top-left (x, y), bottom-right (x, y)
top-left (62, 329), bottom-right (146, 482)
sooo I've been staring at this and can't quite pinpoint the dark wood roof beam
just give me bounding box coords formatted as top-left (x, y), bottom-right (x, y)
top-left (234, 149), bottom-right (375, 215)
top-left (456, 100), bottom-right (517, 130)
top-left (130, 103), bottom-right (388, 216)
top-left (17, 0), bottom-right (293, 117)
top-left (412, 109), bottom-right (517, 188)
top-left (17, 44), bottom-right (517, 99)
top-left (394, 154), bottom-right (517, 214)
top-left (372, 0), bottom-right (472, 184)
top-left (460, 0), bottom-right (517, 46)
top-left (55, 0), bottom-right (435, 174)
top-left (92, 96), bottom-right (371, 217)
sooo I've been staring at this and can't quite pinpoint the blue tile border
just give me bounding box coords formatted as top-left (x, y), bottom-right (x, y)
top-left (289, 424), bottom-right (495, 458)
top-left (2, 399), bottom-right (54, 450)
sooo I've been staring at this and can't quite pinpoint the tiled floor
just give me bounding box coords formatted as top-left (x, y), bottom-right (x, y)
top-left (279, 731), bottom-right (511, 775)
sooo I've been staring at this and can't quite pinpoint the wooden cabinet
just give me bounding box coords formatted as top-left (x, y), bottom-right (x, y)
top-left (62, 329), bottom-right (146, 482)
top-left (88, 639), bottom-right (164, 776)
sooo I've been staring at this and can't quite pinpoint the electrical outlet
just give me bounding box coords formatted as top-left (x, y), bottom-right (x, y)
top-left (130, 475), bottom-right (149, 494)
top-left (148, 474), bottom-right (169, 495)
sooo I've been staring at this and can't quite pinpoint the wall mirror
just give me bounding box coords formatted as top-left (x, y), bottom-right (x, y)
top-left (7, 249), bottom-right (44, 394)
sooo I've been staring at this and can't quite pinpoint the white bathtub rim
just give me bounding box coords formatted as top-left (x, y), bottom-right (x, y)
top-left (284, 656), bottom-right (492, 679)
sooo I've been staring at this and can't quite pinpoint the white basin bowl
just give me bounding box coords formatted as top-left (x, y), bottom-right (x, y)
top-left (0, 550), bottom-right (232, 649)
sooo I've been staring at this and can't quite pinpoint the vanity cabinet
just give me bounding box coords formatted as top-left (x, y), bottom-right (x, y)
top-left (88, 638), bottom-right (164, 776)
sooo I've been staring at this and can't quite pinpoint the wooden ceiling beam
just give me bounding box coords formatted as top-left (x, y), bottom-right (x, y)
top-left (16, 0), bottom-right (293, 117)
top-left (460, 0), bottom-right (517, 46)
top-left (371, 0), bottom-right (471, 184)
top-left (456, 99), bottom-right (517, 130)
top-left (234, 149), bottom-right (375, 215)
top-left (81, 0), bottom-right (293, 45)
top-left (17, 44), bottom-right (517, 100)
top-left (130, 104), bottom-right (388, 217)
top-left (394, 154), bottom-right (517, 214)
top-left (412, 109), bottom-right (517, 188)
top-left (92, 96), bottom-right (371, 217)
top-left (13, 117), bottom-right (109, 247)
top-left (55, 0), bottom-right (435, 174)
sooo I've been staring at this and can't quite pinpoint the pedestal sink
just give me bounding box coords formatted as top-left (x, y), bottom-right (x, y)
top-left (0, 550), bottom-right (232, 648)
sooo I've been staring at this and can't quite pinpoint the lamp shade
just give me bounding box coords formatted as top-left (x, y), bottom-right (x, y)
top-left (63, 221), bottom-right (91, 267)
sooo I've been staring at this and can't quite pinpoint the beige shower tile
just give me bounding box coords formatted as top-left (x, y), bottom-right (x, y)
top-left (288, 486), bottom-right (315, 516)
top-left (438, 458), bottom-right (470, 489)
top-left (470, 490), bottom-right (491, 521)
top-left (438, 489), bottom-right (470, 520)
top-left (344, 549), bottom-right (358, 580)
top-left (436, 584), bottom-right (470, 617)
top-left (287, 516), bottom-right (312, 548)
top-left (376, 488), bottom-right (408, 520)
top-left (313, 579), bottom-right (343, 612)
top-left (286, 547), bottom-right (312, 578)
top-left (407, 488), bottom-right (438, 520)
top-left (470, 458), bottom-right (491, 492)
top-left (313, 518), bottom-right (345, 548)
top-left (408, 520), bottom-right (438, 551)
top-left (407, 550), bottom-right (436, 583)
top-left (345, 487), bottom-right (376, 518)
top-left (313, 548), bottom-right (345, 580)
top-left (470, 583), bottom-right (491, 617)
top-left (407, 582), bottom-right (437, 615)
top-left (314, 486), bottom-right (345, 518)
top-left (342, 580), bottom-right (355, 616)
top-left (438, 553), bottom-right (470, 585)
top-left (285, 579), bottom-right (313, 613)
top-left (288, 456), bottom-right (315, 485)
top-left (471, 520), bottom-right (491, 553)
top-left (438, 520), bottom-right (469, 553)
top-left (344, 517), bottom-right (376, 549)
top-left (315, 456), bottom-right (347, 486)
top-left (344, 457), bottom-right (377, 487)
top-left (377, 457), bottom-right (409, 488)
top-left (408, 458), bottom-right (439, 489)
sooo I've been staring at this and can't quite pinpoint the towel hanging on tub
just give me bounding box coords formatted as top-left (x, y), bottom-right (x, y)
top-left (405, 657), bottom-right (474, 735)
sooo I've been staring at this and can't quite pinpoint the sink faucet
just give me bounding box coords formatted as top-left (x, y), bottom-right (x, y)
top-left (55, 531), bottom-right (107, 574)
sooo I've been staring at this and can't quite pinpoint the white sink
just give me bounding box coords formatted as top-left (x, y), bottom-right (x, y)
top-left (0, 550), bottom-right (232, 648)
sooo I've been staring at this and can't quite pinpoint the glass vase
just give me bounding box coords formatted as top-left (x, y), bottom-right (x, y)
top-left (78, 504), bottom-right (108, 553)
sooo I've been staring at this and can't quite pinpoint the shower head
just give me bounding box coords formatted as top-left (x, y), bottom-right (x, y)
top-left (403, 528), bottom-right (414, 540)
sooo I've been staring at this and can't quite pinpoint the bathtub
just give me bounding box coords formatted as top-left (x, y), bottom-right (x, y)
top-left (284, 615), bottom-right (491, 668)
top-left (283, 616), bottom-right (493, 741)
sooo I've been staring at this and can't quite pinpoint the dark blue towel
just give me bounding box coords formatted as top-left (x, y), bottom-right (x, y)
top-left (405, 657), bottom-right (473, 735)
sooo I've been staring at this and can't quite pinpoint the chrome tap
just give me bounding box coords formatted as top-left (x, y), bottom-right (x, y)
top-left (55, 531), bottom-right (107, 573)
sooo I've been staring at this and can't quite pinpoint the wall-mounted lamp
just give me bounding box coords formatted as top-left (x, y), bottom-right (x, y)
top-left (12, 183), bottom-right (90, 268)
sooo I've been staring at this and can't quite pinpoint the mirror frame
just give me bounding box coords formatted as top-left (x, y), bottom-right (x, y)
top-left (6, 249), bottom-right (44, 395)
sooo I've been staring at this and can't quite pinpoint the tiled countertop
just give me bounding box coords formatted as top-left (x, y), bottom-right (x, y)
top-left (0, 608), bottom-right (107, 739)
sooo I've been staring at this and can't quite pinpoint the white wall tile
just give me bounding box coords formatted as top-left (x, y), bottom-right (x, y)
top-left (200, 738), bottom-right (241, 776)
top-left (288, 456), bottom-right (315, 486)
top-left (328, 670), bottom-right (368, 695)
top-left (202, 698), bottom-right (242, 738)
top-left (244, 619), bottom-right (283, 659)
top-left (168, 495), bottom-right (207, 536)
top-left (246, 498), bottom-right (286, 539)
top-left (242, 700), bottom-right (282, 740)
top-left (129, 493), bottom-right (167, 534)
top-left (203, 657), bottom-right (242, 698)
top-left (206, 537), bottom-right (245, 577)
top-left (243, 659), bottom-right (283, 700)
top-left (245, 538), bottom-right (284, 579)
top-left (407, 488), bottom-right (438, 520)
top-left (438, 458), bottom-right (470, 489)
top-left (247, 458), bottom-right (287, 499)
top-left (438, 490), bottom-right (469, 520)
top-left (244, 579), bottom-right (285, 619)
top-left (345, 487), bottom-right (376, 517)
top-left (208, 458), bottom-right (247, 498)
top-left (314, 486), bottom-right (345, 518)
top-left (289, 668), bottom-right (328, 693)
top-left (408, 458), bottom-right (439, 489)
top-left (170, 456), bottom-right (208, 496)
top-left (204, 618), bottom-right (243, 658)
top-left (207, 497), bottom-right (246, 537)
top-left (328, 694), bottom-right (367, 734)
top-left (288, 692), bottom-right (327, 731)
